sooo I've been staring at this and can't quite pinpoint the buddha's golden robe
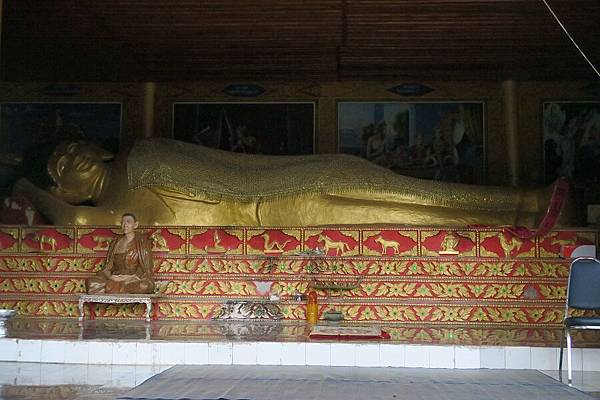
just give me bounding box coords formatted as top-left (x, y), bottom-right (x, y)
top-left (125, 139), bottom-right (562, 228)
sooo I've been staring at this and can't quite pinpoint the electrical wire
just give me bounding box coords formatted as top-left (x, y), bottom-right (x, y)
top-left (541, 0), bottom-right (600, 79)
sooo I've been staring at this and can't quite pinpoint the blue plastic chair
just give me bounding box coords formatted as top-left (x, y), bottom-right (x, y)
top-left (559, 257), bottom-right (600, 384)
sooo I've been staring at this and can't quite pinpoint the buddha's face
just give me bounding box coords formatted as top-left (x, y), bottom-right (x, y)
top-left (47, 141), bottom-right (111, 204)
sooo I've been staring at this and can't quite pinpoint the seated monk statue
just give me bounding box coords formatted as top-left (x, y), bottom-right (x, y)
top-left (86, 213), bottom-right (155, 294)
top-left (13, 138), bottom-right (572, 228)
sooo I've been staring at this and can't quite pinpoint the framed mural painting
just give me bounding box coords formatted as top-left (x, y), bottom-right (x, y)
top-left (172, 102), bottom-right (315, 155)
top-left (0, 102), bottom-right (122, 155)
top-left (338, 101), bottom-right (485, 184)
top-left (542, 101), bottom-right (600, 185)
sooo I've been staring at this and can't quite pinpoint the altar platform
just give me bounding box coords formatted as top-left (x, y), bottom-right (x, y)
top-left (1, 225), bottom-right (599, 372)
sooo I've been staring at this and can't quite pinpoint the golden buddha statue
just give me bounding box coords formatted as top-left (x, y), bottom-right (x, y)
top-left (86, 213), bottom-right (155, 294)
top-left (13, 138), bottom-right (571, 228)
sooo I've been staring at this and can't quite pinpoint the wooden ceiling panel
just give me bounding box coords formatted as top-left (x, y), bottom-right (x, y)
top-left (89, 0), bottom-right (343, 49)
top-left (2, 0), bottom-right (599, 81)
top-left (342, 0), bottom-right (599, 80)
top-left (142, 48), bottom-right (339, 81)
top-left (345, 1), bottom-right (566, 49)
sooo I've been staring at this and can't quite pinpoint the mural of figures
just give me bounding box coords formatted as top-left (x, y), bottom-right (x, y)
top-left (172, 103), bottom-right (315, 155)
top-left (338, 102), bottom-right (485, 184)
top-left (0, 103), bottom-right (121, 155)
top-left (543, 101), bottom-right (600, 184)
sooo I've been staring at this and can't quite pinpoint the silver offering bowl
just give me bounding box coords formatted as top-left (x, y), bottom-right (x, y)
top-left (0, 309), bottom-right (17, 337)
top-left (323, 310), bottom-right (344, 322)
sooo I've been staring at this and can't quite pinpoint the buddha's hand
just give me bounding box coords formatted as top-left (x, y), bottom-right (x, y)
top-left (13, 178), bottom-right (113, 225)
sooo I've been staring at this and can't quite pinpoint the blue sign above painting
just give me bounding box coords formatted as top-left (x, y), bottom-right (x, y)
top-left (387, 83), bottom-right (434, 97)
top-left (579, 82), bottom-right (600, 97)
top-left (222, 84), bottom-right (266, 97)
top-left (42, 84), bottom-right (82, 97)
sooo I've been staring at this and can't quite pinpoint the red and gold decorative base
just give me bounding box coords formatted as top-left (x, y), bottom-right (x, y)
top-left (1, 225), bottom-right (598, 326)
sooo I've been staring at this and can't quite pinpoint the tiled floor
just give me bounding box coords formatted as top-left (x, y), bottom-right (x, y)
top-left (0, 362), bottom-right (599, 400)
top-left (541, 370), bottom-right (600, 395)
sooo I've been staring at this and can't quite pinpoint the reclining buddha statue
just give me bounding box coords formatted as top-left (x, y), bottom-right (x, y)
top-left (13, 138), bottom-right (571, 229)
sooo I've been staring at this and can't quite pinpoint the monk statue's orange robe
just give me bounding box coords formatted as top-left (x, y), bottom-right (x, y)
top-left (86, 233), bottom-right (155, 294)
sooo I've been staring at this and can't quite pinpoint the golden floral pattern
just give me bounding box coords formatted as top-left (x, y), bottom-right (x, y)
top-left (0, 257), bottom-right (102, 273)
top-left (3, 297), bottom-right (599, 325)
top-left (0, 225), bottom-right (597, 324)
top-left (0, 278), bottom-right (86, 294)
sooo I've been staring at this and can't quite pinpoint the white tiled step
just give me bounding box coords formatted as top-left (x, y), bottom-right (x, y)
top-left (0, 361), bottom-right (170, 387)
top-left (1, 338), bottom-right (599, 371)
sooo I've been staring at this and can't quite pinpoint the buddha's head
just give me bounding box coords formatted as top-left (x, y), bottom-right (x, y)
top-left (47, 140), bottom-right (114, 204)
